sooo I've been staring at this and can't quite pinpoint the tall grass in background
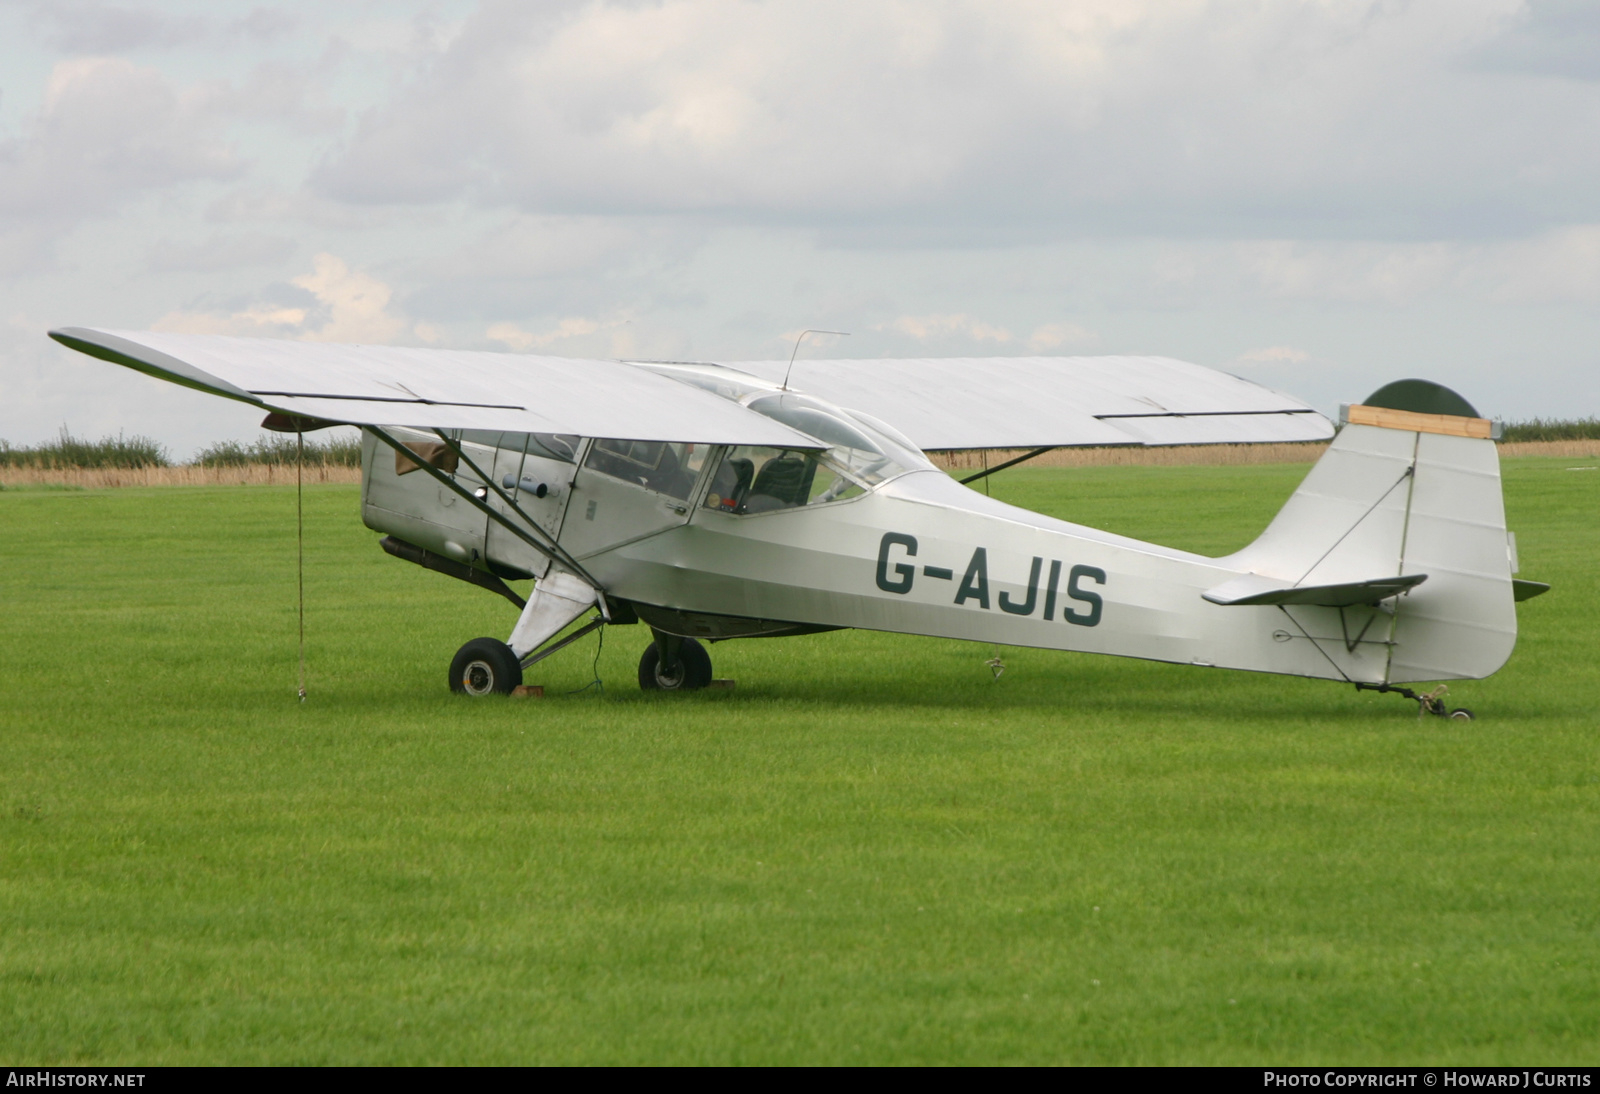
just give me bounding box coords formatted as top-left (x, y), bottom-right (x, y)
top-left (1499, 417), bottom-right (1600, 442)
top-left (0, 428), bottom-right (169, 469)
top-left (0, 429), bottom-right (362, 469)
top-left (193, 433), bottom-right (362, 468)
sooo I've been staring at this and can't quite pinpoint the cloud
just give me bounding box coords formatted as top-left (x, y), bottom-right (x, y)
top-left (146, 232), bottom-right (297, 273)
top-left (0, 57), bottom-right (243, 275)
top-left (1233, 345), bottom-right (1312, 367)
top-left (486, 314), bottom-right (648, 358)
top-left (869, 315), bottom-right (1092, 353)
top-left (26, 3), bottom-right (300, 52)
top-left (152, 253), bottom-right (422, 343)
top-left (487, 317), bottom-right (602, 350)
top-left (881, 313), bottom-right (1014, 343)
top-left (1471, 0), bottom-right (1600, 80)
top-left (1027, 323), bottom-right (1096, 351)
top-left (1223, 227), bottom-right (1600, 306)
top-left (289, 253), bottom-right (409, 342)
top-left (306, 0), bottom-right (1600, 240)
top-left (29, 3), bottom-right (209, 52)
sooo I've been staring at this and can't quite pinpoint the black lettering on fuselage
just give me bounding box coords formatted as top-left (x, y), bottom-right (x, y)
top-left (999, 556), bottom-right (1043, 616)
top-left (955, 547), bottom-right (990, 609)
top-left (876, 532), bottom-right (917, 594)
top-left (1042, 559), bottom-right (1063, 621)
top-left (873, 534), bottom-right (1104, 627)
top-left (1064, 565), bottom-right (1105, 627)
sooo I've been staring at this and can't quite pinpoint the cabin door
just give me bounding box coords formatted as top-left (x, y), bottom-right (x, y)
top-left (480, 432), bottom-right (580, 580)
top-left (559, 439), bottom-right (711, 560)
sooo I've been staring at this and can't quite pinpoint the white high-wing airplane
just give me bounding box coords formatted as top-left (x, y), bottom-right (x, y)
top-left (51, 327), bottom-right (1547, 717)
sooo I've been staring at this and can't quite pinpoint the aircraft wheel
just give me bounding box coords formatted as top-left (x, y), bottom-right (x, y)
top-left (450, 637), bottom-right (523, 696)
top-left (1448, 708), bottom-right (1475, 721)
top-left (639, 636), bottom-right (712, 691)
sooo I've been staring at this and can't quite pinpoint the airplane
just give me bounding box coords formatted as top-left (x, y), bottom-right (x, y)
top-left (49, 327), bottom-right (1549, 718)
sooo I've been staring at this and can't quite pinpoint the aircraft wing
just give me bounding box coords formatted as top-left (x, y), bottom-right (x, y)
top-left (48, 328), bottom-right (824, 448)
top-left (716, 355), bottom-right (1333, 449)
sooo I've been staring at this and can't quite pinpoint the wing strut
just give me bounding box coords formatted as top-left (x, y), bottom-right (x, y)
top-left (958, 447), bottom-right (1058, 485)
top-left (426, 428), bottom-right (612, 622)
top-left (366, 427), bottom-right (610, 618)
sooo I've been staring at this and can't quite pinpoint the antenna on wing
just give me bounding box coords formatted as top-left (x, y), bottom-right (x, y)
top-left (782, 329), bottom-right (849, 391)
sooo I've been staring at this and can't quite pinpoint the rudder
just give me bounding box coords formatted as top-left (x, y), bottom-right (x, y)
top-left (1221, 381), bottom-right (1517, 684)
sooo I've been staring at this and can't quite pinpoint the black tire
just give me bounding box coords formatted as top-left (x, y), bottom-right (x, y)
top-left (638, 636), bottom-right (712, 691)
top-left (449, 637), bottom-right (522, 696)
top-left (1448, 708), bottom-right (1475, 721)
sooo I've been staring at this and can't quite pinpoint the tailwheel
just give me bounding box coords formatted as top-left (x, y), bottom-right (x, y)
top-left (450, 637), bottom-right (523, 696)
top-left (638, 632), bottom-right (712, 691)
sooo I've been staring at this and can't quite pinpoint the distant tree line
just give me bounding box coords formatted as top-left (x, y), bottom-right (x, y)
top-left (0, 428), bottom-right (362, 469)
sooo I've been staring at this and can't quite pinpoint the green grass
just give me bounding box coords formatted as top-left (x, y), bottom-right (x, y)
top-left (1, 460), bottom-right (1596, 1064)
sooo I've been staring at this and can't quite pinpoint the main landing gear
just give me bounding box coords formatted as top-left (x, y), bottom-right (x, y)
top-left (448, 628), bottom-right (714, 696)
top-left (449, 637), bottom-right (522, 696)
top-left (638, 631), bottom-right (712, 691)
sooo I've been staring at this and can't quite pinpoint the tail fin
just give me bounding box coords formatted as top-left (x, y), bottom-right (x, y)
top-left (1222, 381), bottom-right (1516, 683)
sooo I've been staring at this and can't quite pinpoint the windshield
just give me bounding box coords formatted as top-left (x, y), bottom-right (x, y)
top-left (745, 393), bottom-right (930, 477)
top-left (700, 393), bottom-right (931, 514)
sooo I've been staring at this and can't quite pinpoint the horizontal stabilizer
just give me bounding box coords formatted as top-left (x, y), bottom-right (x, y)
top-left (1203, 572), bottom-right (1428, 608)
top-left (1513, 579), bottom-right (1551, 602)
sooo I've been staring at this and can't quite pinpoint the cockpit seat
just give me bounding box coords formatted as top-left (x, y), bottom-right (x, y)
top-left (745, 454), bottom-right (814, 511)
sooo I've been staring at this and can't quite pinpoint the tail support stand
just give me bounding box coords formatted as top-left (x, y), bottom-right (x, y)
top-left (1354, 682), bottom-right (1474, 721)
top-left (296, 428), bottom-right (306, 703)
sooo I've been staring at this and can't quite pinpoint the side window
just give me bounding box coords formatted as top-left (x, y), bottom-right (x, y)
top-left (460, 431), bottom-right (579, 463)
top-left (585, 439), bottom-right (707, 501)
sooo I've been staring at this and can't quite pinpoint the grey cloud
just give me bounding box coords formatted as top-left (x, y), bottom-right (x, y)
top-left (0, 57), bottom-right (243, 275)
top-left (394, 213), bottom-right (709, 322)
top-left (202, 184), bottom-right (405, 231)
top-left (29, 2), bottom-right (209, 52)
top-left (230, 7), bottom-right (297, 45)
top-left (199, 58), bottom-right (347, 134)
top-left (309, 0), bottom-right (1600, 241)
top-left (26, 3), bottom-right (298, 53)
top-left (1472, 0), bottom-right (1600, 80)
top-left (145, 232), bottom-right (297, 272)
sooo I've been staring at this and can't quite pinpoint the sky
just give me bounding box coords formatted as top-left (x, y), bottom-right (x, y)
top-left (2, 0), bottom-right (1597, 459)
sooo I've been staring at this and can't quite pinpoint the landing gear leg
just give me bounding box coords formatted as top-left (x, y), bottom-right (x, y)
top-left (638, 629), bottom-right (712, 691)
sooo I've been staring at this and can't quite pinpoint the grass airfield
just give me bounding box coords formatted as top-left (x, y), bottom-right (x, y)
top-left (1, 459), bottom-right (1595, 1065)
